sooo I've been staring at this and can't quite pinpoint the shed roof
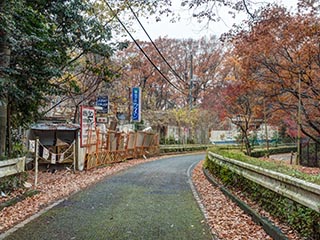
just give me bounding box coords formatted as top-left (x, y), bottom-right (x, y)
top-left (31, 123), bottom-right (80, 131)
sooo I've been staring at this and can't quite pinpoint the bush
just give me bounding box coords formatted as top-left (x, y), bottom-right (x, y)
top-left (187, 138), bottom-right (195, 144)
top-left (208, 146), bottom-right (320, 185)
top-left (250, 146), bottom-right (297, 158)
top-left (0, 172), bottom-right (28, 193)
top-left (160, 135), bottom-right (179, 145)
top-left (160, 145), bottom-right (211, 154)
top-left (204, 151), bottom-right (320, 239)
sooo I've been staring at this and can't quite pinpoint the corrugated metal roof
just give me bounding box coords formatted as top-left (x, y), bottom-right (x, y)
top-left (31, 123), bottom-right (80, 131)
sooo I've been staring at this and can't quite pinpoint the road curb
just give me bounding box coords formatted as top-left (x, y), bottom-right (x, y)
top-left (187, 161), bottom-right (220, 240)
top-left (203, 168), bottom-right (288, 240)
top-left (0, 198), bottom-right (66, 239)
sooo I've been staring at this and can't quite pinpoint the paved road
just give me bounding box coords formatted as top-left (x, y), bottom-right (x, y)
top-left (3, 154), bottom-right (212, 240)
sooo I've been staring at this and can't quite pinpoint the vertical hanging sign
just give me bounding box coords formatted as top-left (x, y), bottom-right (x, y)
top-left (80, 106), bottom-right (96, 147)
top-left (131, 87), bottom-right (141, 122)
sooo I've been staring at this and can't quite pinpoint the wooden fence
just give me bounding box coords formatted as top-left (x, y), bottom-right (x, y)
top-left (0, 131), bottom-right (159, 178)
top-left (85, 131), bottom-right (159, 170)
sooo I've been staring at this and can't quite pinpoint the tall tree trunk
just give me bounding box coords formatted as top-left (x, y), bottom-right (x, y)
top-left (0, 0), bottom-right (10, 156)
top-left (243, 132), bottom-right (252, 156)
top-left (6, 103), bottom-right (11, 157)
top-left (0, 101), bottom-right (7, 156)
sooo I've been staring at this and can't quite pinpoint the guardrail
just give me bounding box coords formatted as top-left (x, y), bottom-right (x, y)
top-left (0, 157), bottom-right (25, 178)
top-left (208, 151), bottom-right (320, 213)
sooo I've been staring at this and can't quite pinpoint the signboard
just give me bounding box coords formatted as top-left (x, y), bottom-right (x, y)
top-left (80, 106), bottom-right (96, 147)
top-left (96, 96), bottom-right (109, 113)
top-left (131, 87), bottom-right (141, 122)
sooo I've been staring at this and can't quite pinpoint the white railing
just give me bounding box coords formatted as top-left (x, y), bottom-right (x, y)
top-left (208, 151), bottom-right (320, 213)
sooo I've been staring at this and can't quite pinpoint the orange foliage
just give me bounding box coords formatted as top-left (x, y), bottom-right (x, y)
top-left (229, 4), bottom-right (320, 142)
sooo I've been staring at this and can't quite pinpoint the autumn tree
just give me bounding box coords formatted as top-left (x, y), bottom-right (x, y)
top-left (115, 36), bottom-right (224, 108)
top-left (0, 0), bottom-right (179, 156)
top-left (204, 52), bottom-right (264, 155)
top-left (230, 4), bottom-right (320, 144)
top-left (113, 36), bottom-right (225, 142)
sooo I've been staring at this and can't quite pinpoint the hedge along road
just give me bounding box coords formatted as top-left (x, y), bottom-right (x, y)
top-left (3, 154), bottom-right (213, 240)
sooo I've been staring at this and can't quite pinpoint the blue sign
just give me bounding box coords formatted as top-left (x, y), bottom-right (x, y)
top-left (96, 96), bottom-right (109, 113)
top-left (132, 87), bottom-right (141, 122)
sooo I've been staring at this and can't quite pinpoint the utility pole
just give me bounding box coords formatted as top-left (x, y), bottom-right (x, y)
top-left (187, 54), bottom-right (193, 144)
top-left (264, 100), bottom-right (269, 157)
top-left (189, 54), bottom-right (193, 110)
top-left (296, 71), bottom-right (302, 165)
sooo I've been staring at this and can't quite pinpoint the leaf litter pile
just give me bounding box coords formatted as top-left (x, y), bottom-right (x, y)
top-left (0, 155), bottom-right (304, 239)
top-left (192, 161), bottom-right (302, 240)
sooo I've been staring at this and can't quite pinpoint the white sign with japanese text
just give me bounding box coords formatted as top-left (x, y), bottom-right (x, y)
top-left (80, 106), bottom-right (96, 147)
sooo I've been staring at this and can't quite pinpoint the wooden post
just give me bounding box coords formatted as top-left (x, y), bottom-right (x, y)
top-left (96, 128), bottom-right (100, 154)
top-left (34, 138), bottom-right (39, 187)
top-left (73, 141), bottom-right (76, 173)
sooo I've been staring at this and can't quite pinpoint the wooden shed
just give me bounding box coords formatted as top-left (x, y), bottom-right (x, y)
top-left (28, 123), bottom-right (80, 165)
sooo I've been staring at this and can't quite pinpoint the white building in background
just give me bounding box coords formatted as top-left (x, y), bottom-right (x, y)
top-left (210, 123), bottom-right (278, 145)
top-left (165, 125), bottom-right (189, 143)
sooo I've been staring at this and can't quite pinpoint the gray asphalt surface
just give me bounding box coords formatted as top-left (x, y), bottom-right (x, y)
top-left (3, 154), bottom-right (212, 240)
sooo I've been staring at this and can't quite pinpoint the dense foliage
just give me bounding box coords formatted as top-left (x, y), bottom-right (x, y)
top-left (0, 0), bottom-right (137, 156)
top-left (0, 0), bottom-right (116, 126)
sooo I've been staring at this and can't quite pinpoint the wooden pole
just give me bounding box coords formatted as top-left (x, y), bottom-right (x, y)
top-left (73, 141), bottom-right (76, 173)
top-left (34, 138), bottom-right (39, 187)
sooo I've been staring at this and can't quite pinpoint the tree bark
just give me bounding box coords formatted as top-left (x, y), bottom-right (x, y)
top-left (0, 0), bottom-right (10, 156)
top-left (0, 101), bottom-right (7, 156)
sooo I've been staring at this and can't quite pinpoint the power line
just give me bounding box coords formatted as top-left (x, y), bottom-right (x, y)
top-left (104, 0), bottom-right (187, 96)
top-left (126, 1), bottom-right (186, 84)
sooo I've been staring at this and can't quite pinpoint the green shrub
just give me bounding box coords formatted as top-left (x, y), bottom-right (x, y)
top-left (0, 172), bottom-right (28, 193)
top-left (208, 146), bottom-right (320, 185)
top-left (250, 146), bottom-right (297, 158)
top-left (160, 145), bottom-right (211, 154)
top-left (205, 152), bottom-right (320, 239)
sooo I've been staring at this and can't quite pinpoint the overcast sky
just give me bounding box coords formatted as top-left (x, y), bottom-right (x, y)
top-left (128, 0), bottom-right (298, 41)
